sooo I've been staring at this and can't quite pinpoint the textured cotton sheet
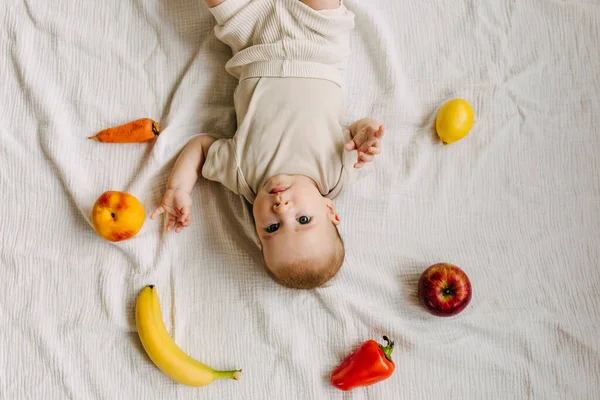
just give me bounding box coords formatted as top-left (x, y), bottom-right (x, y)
top-left (1, 0), bottom-right (599, 398)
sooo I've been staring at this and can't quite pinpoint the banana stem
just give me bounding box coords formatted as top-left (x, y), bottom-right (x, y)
top-left (213, 369), bottom-right (242, 380)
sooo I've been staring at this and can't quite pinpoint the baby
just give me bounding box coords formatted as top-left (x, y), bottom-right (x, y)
top-left (152, 0), bottom-right (384, 289)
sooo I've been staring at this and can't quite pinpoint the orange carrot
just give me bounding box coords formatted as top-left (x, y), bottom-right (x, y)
top-left (88, 118), bottom-right (159, 143)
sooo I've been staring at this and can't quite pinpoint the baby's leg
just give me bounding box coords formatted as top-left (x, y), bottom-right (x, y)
top-left (205, 0), bottom-right (226, 7)
top-left (300, 0), bottom-right (341, 10)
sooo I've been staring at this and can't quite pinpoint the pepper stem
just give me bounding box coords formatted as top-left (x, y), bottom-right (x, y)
top-left (379, 336), bottom-right (395, 361)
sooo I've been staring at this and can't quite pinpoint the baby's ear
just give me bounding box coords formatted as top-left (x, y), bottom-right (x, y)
top-left (324, 199), bottom-right (341, 226)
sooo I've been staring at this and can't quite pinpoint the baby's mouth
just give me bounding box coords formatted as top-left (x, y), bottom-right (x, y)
top-left (269, 187), bottom-right (289, 194)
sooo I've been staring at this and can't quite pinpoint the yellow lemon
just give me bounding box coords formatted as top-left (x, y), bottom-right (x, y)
top-left (435, 99), bottom-right (474, 144)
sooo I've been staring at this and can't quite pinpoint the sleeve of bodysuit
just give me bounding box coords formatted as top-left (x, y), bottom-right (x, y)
top-left (208, 0), bottom-right (255, 55)
top-left (290, 0), bottom-right (355, 75)
top-left (201, 137), bottom-right (241, 195)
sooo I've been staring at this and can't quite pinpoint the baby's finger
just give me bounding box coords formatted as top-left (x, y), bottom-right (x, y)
top-left (375, 125), bottom-right (385, 138)
top-left (358, 137), bottom-right (378, 153)
top-left (371, 137), bottom-right (383, 151)
top-left (353, 161), bottom-right (363, 169)
top-left (354, 127), bottom-right (369, 144)
top-left (368, 146), bottom-right (381, 155)
top-left (175, 223), bottom-right (184, 233)
top-left (345, 140), bottom-right (357, 151)
top-left (166, 216), bottom-right (176, 232)
top-left (150, 206), bottom-right (165, 220)
top-left (178, 208), bottom-right (190, 223)
top-left (359, 152), bottom-right (374, 162)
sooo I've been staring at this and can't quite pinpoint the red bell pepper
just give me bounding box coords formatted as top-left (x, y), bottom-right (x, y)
top-left (330, 336), bottom-right (395, 391)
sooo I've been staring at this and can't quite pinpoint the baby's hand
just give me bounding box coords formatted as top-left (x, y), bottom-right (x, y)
top-left (345, 120), bottom-right (385, 169)
top-left (150, 188), bottom-right (192, 233)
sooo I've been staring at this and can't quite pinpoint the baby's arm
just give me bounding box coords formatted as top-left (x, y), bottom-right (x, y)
top-left (300, 0), bottom-right (341, 10)
top-left (204, 0), bottom-right (226, 7)
top-left (345, 118), bottom-right (385, 169)
top-left (151, 135), bottom-right (217, 232)
top-left (166, 135), bottom-right (217, 194)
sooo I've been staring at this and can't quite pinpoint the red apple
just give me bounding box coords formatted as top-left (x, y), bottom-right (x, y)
top-left (418, 263), bottom-right (472, 317)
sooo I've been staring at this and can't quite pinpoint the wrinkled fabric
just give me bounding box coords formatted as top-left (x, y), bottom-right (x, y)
top-left (1, 0), bottom-right (599, 398)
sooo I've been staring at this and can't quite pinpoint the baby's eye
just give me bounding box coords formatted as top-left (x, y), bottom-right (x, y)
top-left (266, 223), bottom-right (280, 233)
top-left (297, 216), bottom-right (311, 225)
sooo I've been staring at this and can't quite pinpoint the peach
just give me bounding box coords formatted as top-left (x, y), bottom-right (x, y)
top-left (91, 191), bottom-right (145, 242)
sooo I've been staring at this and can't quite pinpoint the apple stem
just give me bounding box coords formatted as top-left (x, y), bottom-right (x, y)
top-left (379, 336), bottom-right (395, 362)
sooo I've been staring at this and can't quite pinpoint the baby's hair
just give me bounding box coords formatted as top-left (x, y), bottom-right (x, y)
top-left (264, 228), bottom-right (345, 289)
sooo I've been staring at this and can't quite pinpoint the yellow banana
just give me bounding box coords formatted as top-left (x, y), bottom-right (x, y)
top-left (135, 285), bottom-right (241, 386)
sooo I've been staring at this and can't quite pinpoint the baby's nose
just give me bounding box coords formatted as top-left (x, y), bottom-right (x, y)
top-left (273, 200), bottom-right (291, 211)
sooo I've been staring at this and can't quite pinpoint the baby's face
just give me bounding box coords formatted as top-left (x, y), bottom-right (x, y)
top-left (253, 175), bottom-right (340, 269)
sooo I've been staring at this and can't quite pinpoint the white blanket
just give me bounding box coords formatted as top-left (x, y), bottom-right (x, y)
top-left (1, 0), bottom-right (599, 398)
